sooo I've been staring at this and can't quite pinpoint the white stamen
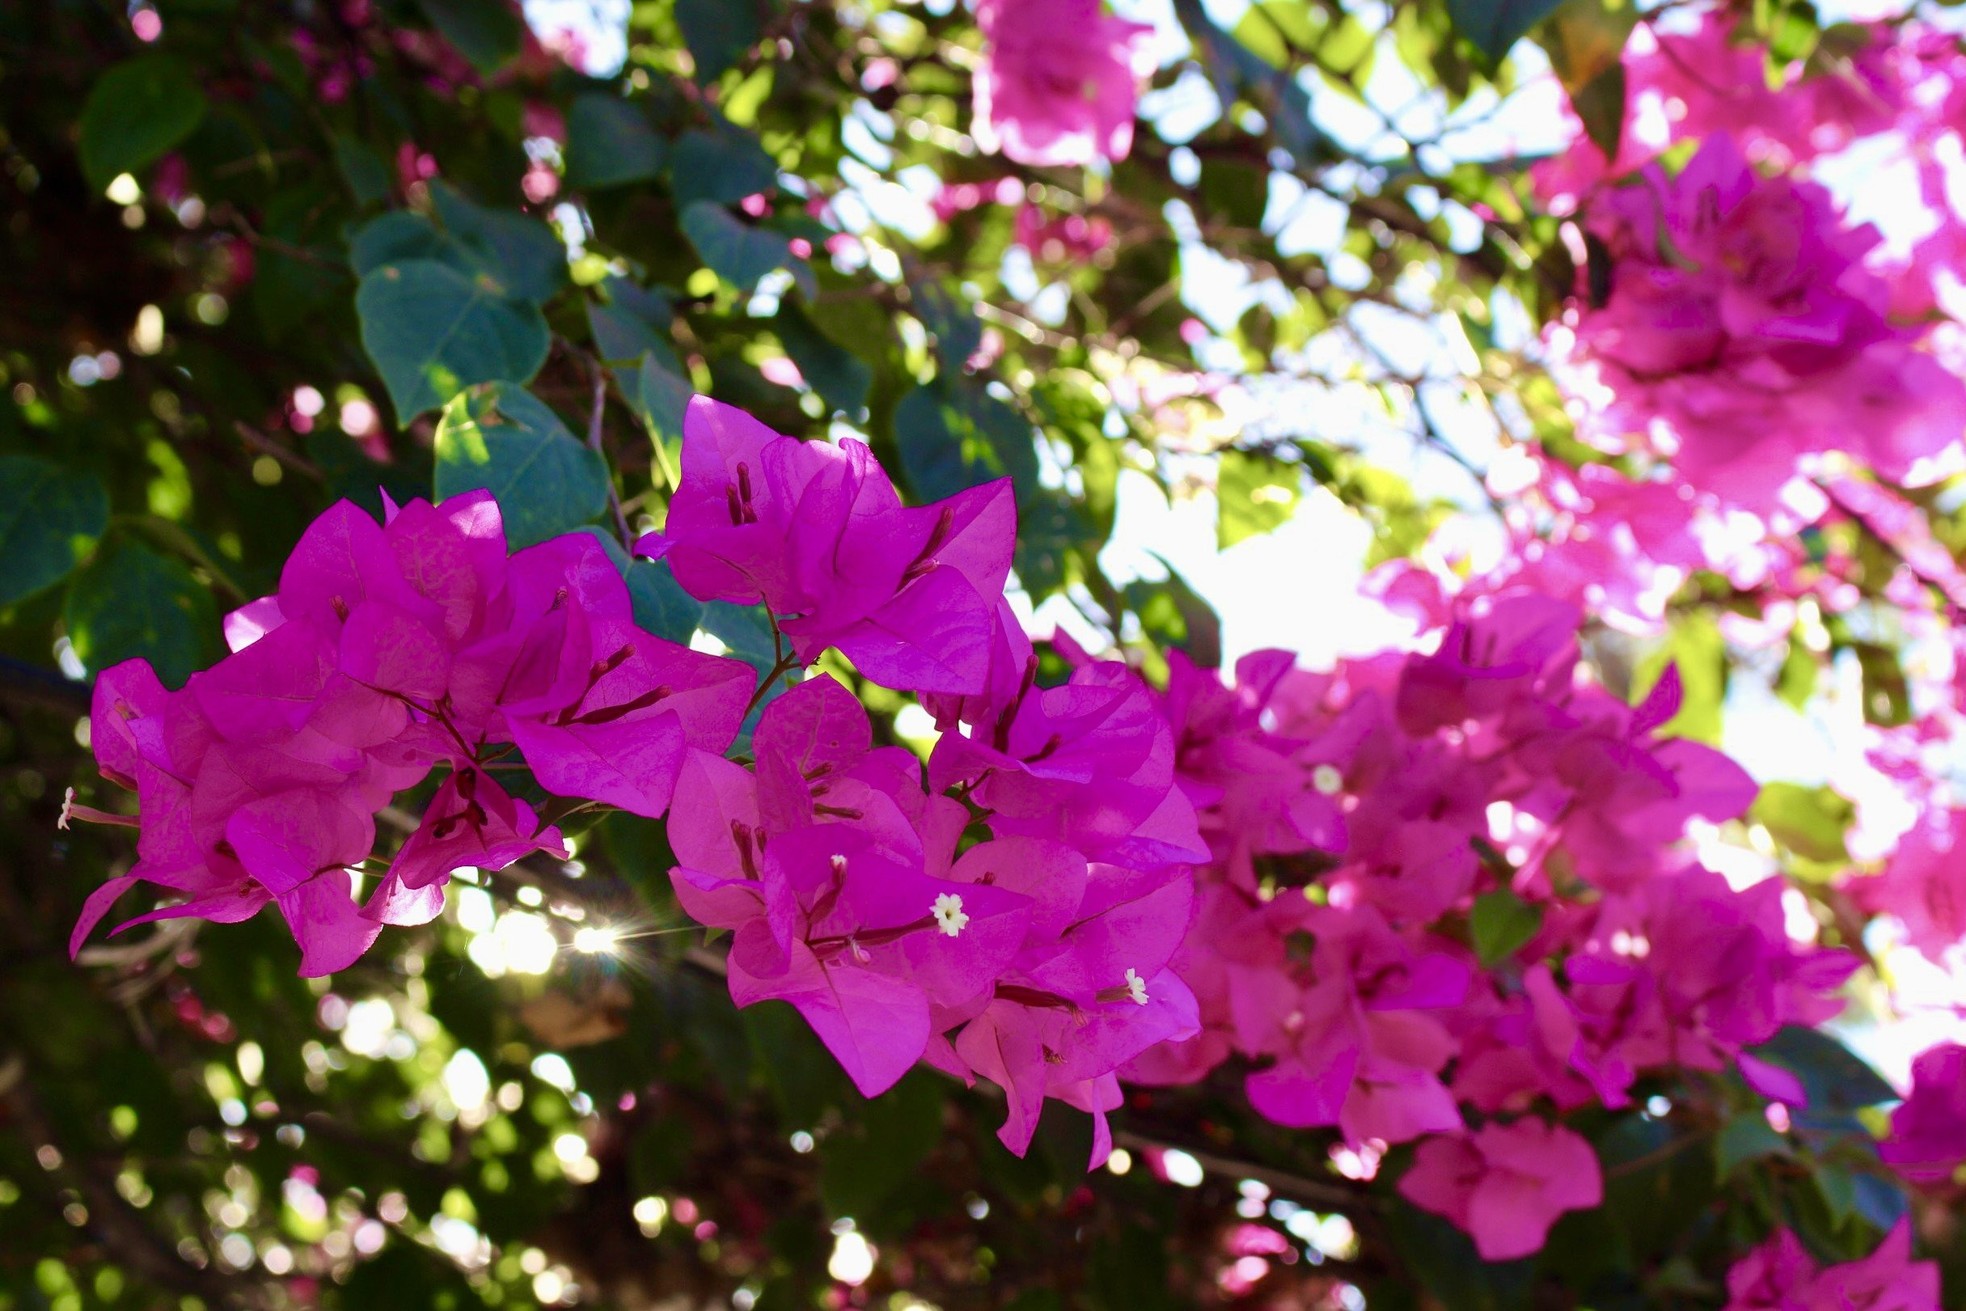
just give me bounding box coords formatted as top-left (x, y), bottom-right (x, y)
top-left (1311, 764), bottom-right (1344, 796)
top-left (1124, 967), bottom-right (1149, 1006)
top-left (932, 892), bottom-right (969, 938)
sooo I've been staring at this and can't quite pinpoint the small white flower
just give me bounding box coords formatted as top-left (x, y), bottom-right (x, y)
top-left (1123, 967), bottom-right (1149, 1006)
top-left (1311, 764), bottom-right (1344, 796)
top-left (932, 892), bottom-right (969, 938)
top-left (58, 787), bottom-right (76, 830)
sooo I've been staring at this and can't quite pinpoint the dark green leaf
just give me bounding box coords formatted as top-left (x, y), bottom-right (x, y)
top-left (0, 458), bottom-right (109, 607)
top-left (1746, 1027), bottom-right (1895, 1113)
top-left (356, 259), bottom-right (551, 420)
top-left (909, 280), bottom-right (983, 370)
top-left (676, 0), bottom-right (764, 83)
top-left (433, 387), bottom-right (610, 548)
top-left (893, 381), bottom-right (1039, 505)
top-left (1751, 781), bottom-right (1853, 870)
top-left (333, 134), bottom-right (393, 207)
top-left (681, 201), bottom-right (795, 292)
top-left (1448, 0), bottom-right (1568, 61)
top-left (588, 280), bottom-right (680, 372)
top-left (1714, 1113), bottom-right (1790, 1179)
top-left (415, 0), bottom-right (524, 73)
top-left (671, 121), bottom-right (780, 208)
top-left (818, 1073), bottom-right (945, 1224)
top-left (77, 55), bottom-right (209, 191)
top-left (1469, 888), bottom-right (1542, 966)
top-left (627, 561), bottom-right (704, 646)
top-left (1132, 555), bottom-right (1223, 669)
top-left (63, 538), bottom-right (218, 687)
top-left (565, 94), bottom-right (669, 189)
top-left (1572, 64), bottom-right (1626, 160)
top-left (1632, 612), bottom-right (1725, 744)
top-left (775, 303), bottom-right (871, 415)
top-left (1217, 449), bottom-right (1300, 549)
top-left (351, 192), bottom-right (564, 306)
top-left (636, 354), bottom-right (695, 483)
top-left (430, 182), bottom-right (566, 305)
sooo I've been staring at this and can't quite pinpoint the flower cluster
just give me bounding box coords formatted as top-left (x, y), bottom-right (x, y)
top-left (72, 489), bottom-right (755, 975)
top-left (1563, 133), bottom-right (1965, 507)
top-left (1724, 1221), bottom-right (1939, 1311)
top-left (1879, 1042), bottom-right (1966, 1186)
top-left (637, 398), bottom-right (1205, 1159)
top-left (1124, 591), bottom-right (1854, 1256)
top-left (971, 0), bottom-right (1154, 168)
top-left (69, 395), bottom-right (1865, 1256)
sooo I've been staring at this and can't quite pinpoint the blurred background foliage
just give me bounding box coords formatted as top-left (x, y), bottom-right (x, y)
top-left (0, 0), bottom-right (1951, 1308)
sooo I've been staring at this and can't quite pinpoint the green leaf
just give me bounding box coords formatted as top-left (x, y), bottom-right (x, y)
top-left (1632, 611), bottom-right (1725, 744)
top-left (909, 280), bottom-right (983, 371)
top-left (1535, 0), bottom-right (1636, 158)
top-left (63, 538), bottom-right (218, 687)
top-left (0, 458), bottom-right (109, 607)
top-left (565, 94), bottom-right (669, 190)
top-left (893, 381), bottom-right (1039, 505)
top-left (775, 303), bottom-right (871, 415)
top-left (818, 1072), bottom-right (945, 1225)
top-left (627, 561), bottom-right (704, 646)
top-left (77, 55), bottom-right (209, 191)
top-left (433, 387), bottom-right (610, 549)
top-left (701, 602), bottom-right (778, 676)
top-left (1448, 0), bottom-right (1568, 61)
top-left (415, 0), bottom-right (524, 73)
top-left (1745, 1027), bottom-right (1896, 1113)
top-left (1176, 0), bottom-right (1322, 164)
top-left (356, 260), bottom-right (551, 420)
top-left (1128, 555), bottom-right (1223, 670)
top-left (1571, 63), bottom-right (1626, 160)
top-left (1777, 638), bottom-right (1817, 709)
top-left (588, 280), bottom-right (680, 372)
top-left (1217, 449), bottom-right (1300, 549)
top-left (680, 201), bottom-right (795, 292)
top-left (1714, 1113), bottom-right (1791, 1179)
top-left (430, 182), bottom-right (566, 305)
top-left (671, 121), bottom-right (779, 208)
top-left (636, 355), bottom-right (695, 484)
top-left (351, 190), bottom-right (564, 306)
top-left (1751, 781), bottom-right (1854, 870)
top-left (1469, 888), bottom-right (1542, 966)
top-left (675, 0), bottom-right (764, 83)
top-left (333, 134), bottom-right (393, 207)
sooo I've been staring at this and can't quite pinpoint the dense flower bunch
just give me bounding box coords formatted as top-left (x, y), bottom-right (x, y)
top-left (1879, 1042), bottom-right (1966, 1185)
top-left (1723, 1221), bottom-right (1938, 1310)
top-left (1536, 13), bottom-right (1964, 203)
top-left (63, 396), bottom-right (1921, 1265)
top-left (1123, 591), bottom-right (1857, 1256)
top-left (1564, 133), bottom-right (1964, 505)
top-left (970, 0), bottom-right (1153, 167)
top-left (70, 489), bottom-right (756, 974)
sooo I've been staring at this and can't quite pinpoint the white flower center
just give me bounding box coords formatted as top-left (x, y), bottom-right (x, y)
top-left (1311, 764), bottom-right (1344, 796)
top-left (932, 892), bottom-right (970, 938)
top-left (1124, 967), bottom-right (1149, 1006)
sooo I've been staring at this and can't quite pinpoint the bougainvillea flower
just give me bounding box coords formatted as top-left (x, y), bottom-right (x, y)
top-left (636, 397), bottom-right (1014, 695)
top-left (1398, 1119), bottom-right (1603, 1261)
top-left (1879, 1042), bottom-right (1966, 1186)
top-left (972, 0), bottom-right (1153, 167)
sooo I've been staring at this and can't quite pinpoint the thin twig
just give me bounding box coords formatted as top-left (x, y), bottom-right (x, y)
top-left (1110, 1130), bottom-right (1376, 1210)
top-left (586, 357), bottom-right (635, 549)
